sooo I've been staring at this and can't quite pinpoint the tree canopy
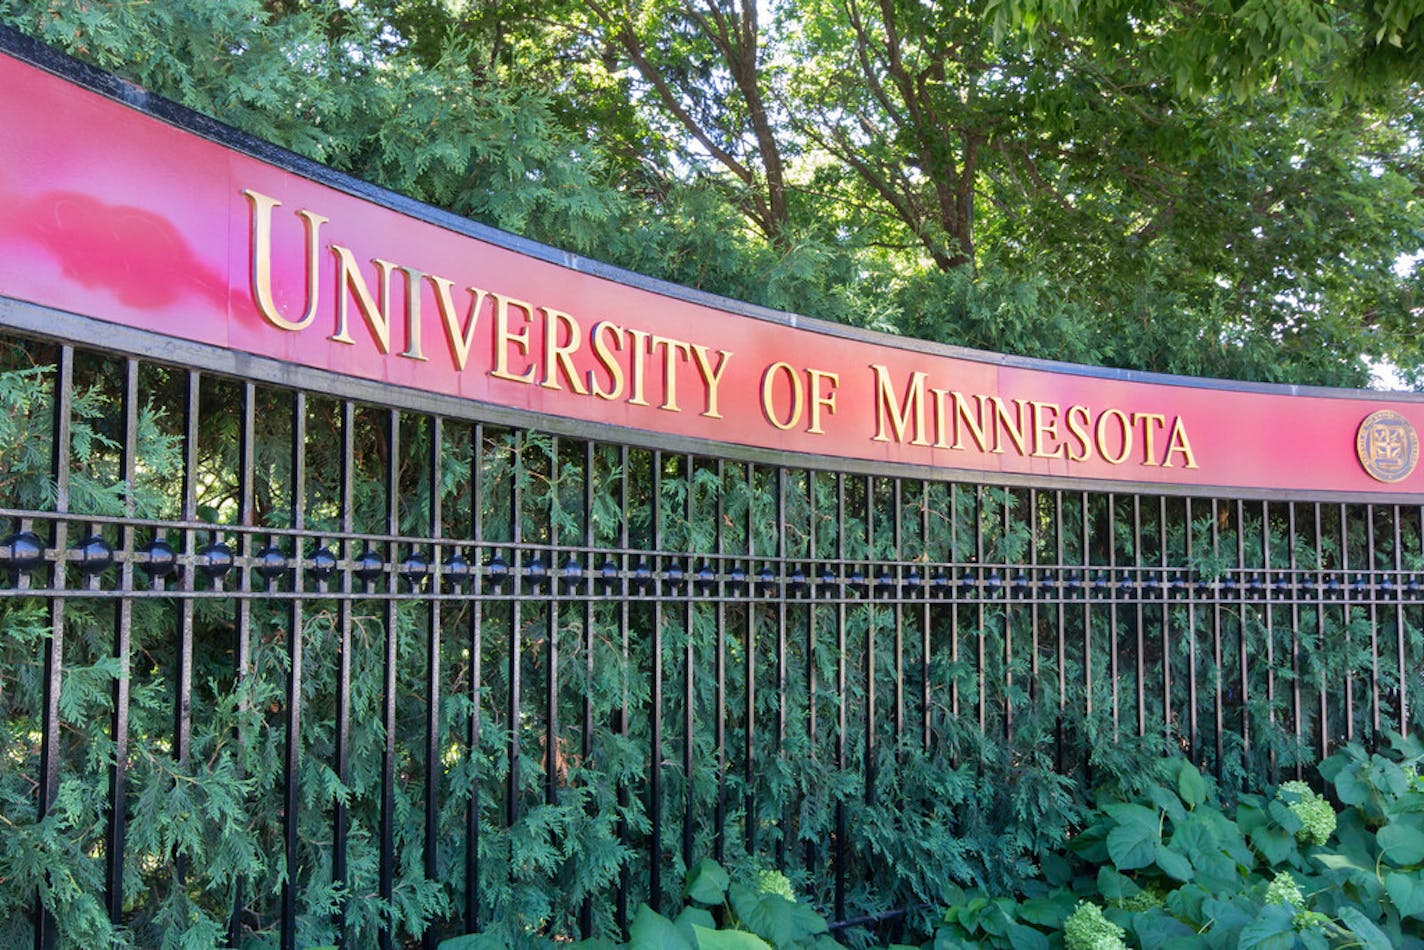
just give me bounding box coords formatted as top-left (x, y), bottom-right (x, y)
top-left (3, 0), bottom-right (1421, 387)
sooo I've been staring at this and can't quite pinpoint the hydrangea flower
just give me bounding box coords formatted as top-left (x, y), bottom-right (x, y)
top-left (1064, 901), bottom-right (1126, 950)
top-left (1277, 780), bottom-right (1336, 846)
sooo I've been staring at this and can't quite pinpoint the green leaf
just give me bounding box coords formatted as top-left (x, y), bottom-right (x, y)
top-left (1248, 823), bottom-right (1297, 865)
top-left (1178, 762), bottom-right (1207, 807)
top-left (1385, 870), bottom-right (1424, 918)
top-left (1338, 906), bottom-right (1394, 950)
top-left (1004, 923), bottom-right (1049, 950)
top-left (728, 884), bottom-right (828, 946)
top-left (1237, 906), bottom-right (1296, 950)
top-left (1334, 766), bottom-right (1371, 806)
top-left (630, 905), bottom-right (696, 950)
top-left (691, 926), bottom-right (771, 950)
top-left (684, 859), bottom-right (731, 906)
top-left (676, 907), bottom-right (717, 946)
top-left (1378, 820), bottom-right (1424, 865)
top-left (1132, 909), bottom-right (1197, 950)
top-left (1107, 809), bottom-right (1160, 870)
top-left (1155, 843), bottom-right (1194, 882)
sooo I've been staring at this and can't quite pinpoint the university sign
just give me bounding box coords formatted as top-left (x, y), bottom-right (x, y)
top-left (1, 45), bottom-right (1420, 498)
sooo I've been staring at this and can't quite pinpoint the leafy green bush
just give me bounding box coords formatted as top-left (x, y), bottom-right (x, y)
top-left (931, 734), bottom-right (1424, 949)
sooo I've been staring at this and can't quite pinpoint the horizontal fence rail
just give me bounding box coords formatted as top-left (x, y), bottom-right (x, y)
top-left (1, 329), bottom-right (1421, 948)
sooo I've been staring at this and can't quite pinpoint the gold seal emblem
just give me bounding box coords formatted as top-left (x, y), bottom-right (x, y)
top-left (1357, 410), bottom-right (1419, 483)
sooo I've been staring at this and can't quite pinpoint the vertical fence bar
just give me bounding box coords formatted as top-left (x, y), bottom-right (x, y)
top-left (1235, 499), bottom-right (1249, 774)
top-left (580, 438), bottom-right (596, 938)
top-left (864, 475), bottom-right (877, 805)
top-left (1367, 506), bottom-right (1380, 742)
top-left (923, 481), bottom-right (934, 753)
top-left (175, 370), bottom-right (200, 882)
top-left (1107, 493), bottom-right (1119, 738)
top-left (335, 400), bottom-right (356, 941)
top-left (1133, 495), bottom-right (1145, 738)
top-left (228, 380), bottom-right (256, 947)
top-left (649, 450), bottom-right (664, 911)
top-left (776, 466), bottom-right (789, 868)
top-left (105, 358), bottom-right (138, 928)
top-left (616, 444), bottom-right (630, 934)
top-left (1054, 490), bottom-right (1066, 771)
top-left (1210, 499), bottom-right (1223, 778)
top-left (1289, 503), bottom-right (1303, 780)
top-left (1159, 497), bottom-right (1171, 744)
top-left (379, 409), bottom-right (401, 950)
top-left (33, 344), bottom-right (72, 950)
top-left (1340, 502), bottom-right (1354, 743)
top-left (1395, 505), bottom-right (1408, 734)
top-left (424, 416), bottom-right (443, 950)
top-left (683, 453), bottom-right (696, 875)
top-left (546, 436), bottom-right (561, 810)
top-left (280, 392), bottom-right (307, 950)
top-left (465, 423), bottom-right (485, 932)
top-left (745, 463), bottom-right (758, 854)
top-left (1262, 500), bottom-right (1275, 781)
top-left (714, 458), bottom-right (727, 867)
top-left (833, 473), bottom-right (847, 923)
top-left (1185, 498), bottom-right (1198, 763)
top-left (1315, 502), bottom-right (1329, 760)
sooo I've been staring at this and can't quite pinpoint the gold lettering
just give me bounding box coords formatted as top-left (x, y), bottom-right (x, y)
top-left (650, 335), bottom-right (692, 411)
top-left (329, 246), bottom-right (395, 353)
top-left (930, 389), bottom-right (952, 447)
top-left (951, 392), bottom-right (991, 452)
top-left (490, 293), bottom-right (536, 383)
top-left (1163, 417), bottom-right (1199, 468)
top-left (587, 321), bottom-right (624, 400)
top-left (992, 397), bottom-right (1030, 455)
top-left (429, 277), bottom-right (492, 372)
top-left (761, 362), bottom-right (803, 431)
top-left (1065, 405), bottom-right (1092, 462)
top-left (244, 189), bottom-right (327, 332)
top-left (1095, 408), bottom-right (1132, 465)
top-left (398, 267), bottom-right (428, 361)
top-left (540, 307), bottom-right (588, 394)
top-left (1133, 412), bottom-right (1167, 467)
top-left (1031, 401), bottom-right (1065, 459)
top-left (807, 369), bottom-right (839, 435)
top-left (625, 329), bottom-right (651, 406)
top-left (871, 365), bottom-right (929, 444)
top-left (690, 344), bottom-right (732, 419)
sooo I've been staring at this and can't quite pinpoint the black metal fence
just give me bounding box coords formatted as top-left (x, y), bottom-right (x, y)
top-left (1, 318), bottom-right (1421, 948)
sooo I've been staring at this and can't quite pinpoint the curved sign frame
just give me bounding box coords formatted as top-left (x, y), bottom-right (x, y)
top-left (0, 28), bottom-right (1420, 501)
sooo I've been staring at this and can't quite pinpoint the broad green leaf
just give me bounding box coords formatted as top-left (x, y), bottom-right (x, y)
top-left (1338, 906), bottom-right (1394, 950)
top-left (676, 907), bottom-right (717, 946)
top-left (1334, 766), bottom-right (1370, 806)
top-left (684, 859), bottom-right (731, 905)
top-left (728, 884), bottom-right (828, 946)
top-left (1004, 924), bottom-right (1049, 950)
top-left (1108, 818), bottom-right (1160, 870)
top-left (1237, 906), bottom-right (1296, 950)
top-left (1132, 909), bottom-right (1197, 950)
top-left (1146, 785), bottom-right (1186, 822)
top-left (691, 925), bottom-right (770, 950)
top-left (1155, 843), bottom-right (1194, 882)
top-left (1378, 820), bottom-right (1424, 865)
top-left (1385, 870), bottom-right (1424, 918)
top-left (1019, 893), bottom-right (1073, 928)
top-left (630, 905), bottom-right (696, 950)
top-left (1248, 823), bottom-right (1297, 865)
top-left (1178, 762), bottom-right (1207, 807)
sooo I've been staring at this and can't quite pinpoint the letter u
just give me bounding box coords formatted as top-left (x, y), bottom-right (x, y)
top-left (243, 188), bottom-right (328, 331)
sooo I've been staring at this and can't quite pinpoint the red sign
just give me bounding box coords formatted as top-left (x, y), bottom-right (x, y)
top-left (0, 48), bottom-right (1420, 497)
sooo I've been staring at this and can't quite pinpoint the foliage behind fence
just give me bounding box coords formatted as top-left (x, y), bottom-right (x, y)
top-left (0, 334), bottom-right (1421, 948)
